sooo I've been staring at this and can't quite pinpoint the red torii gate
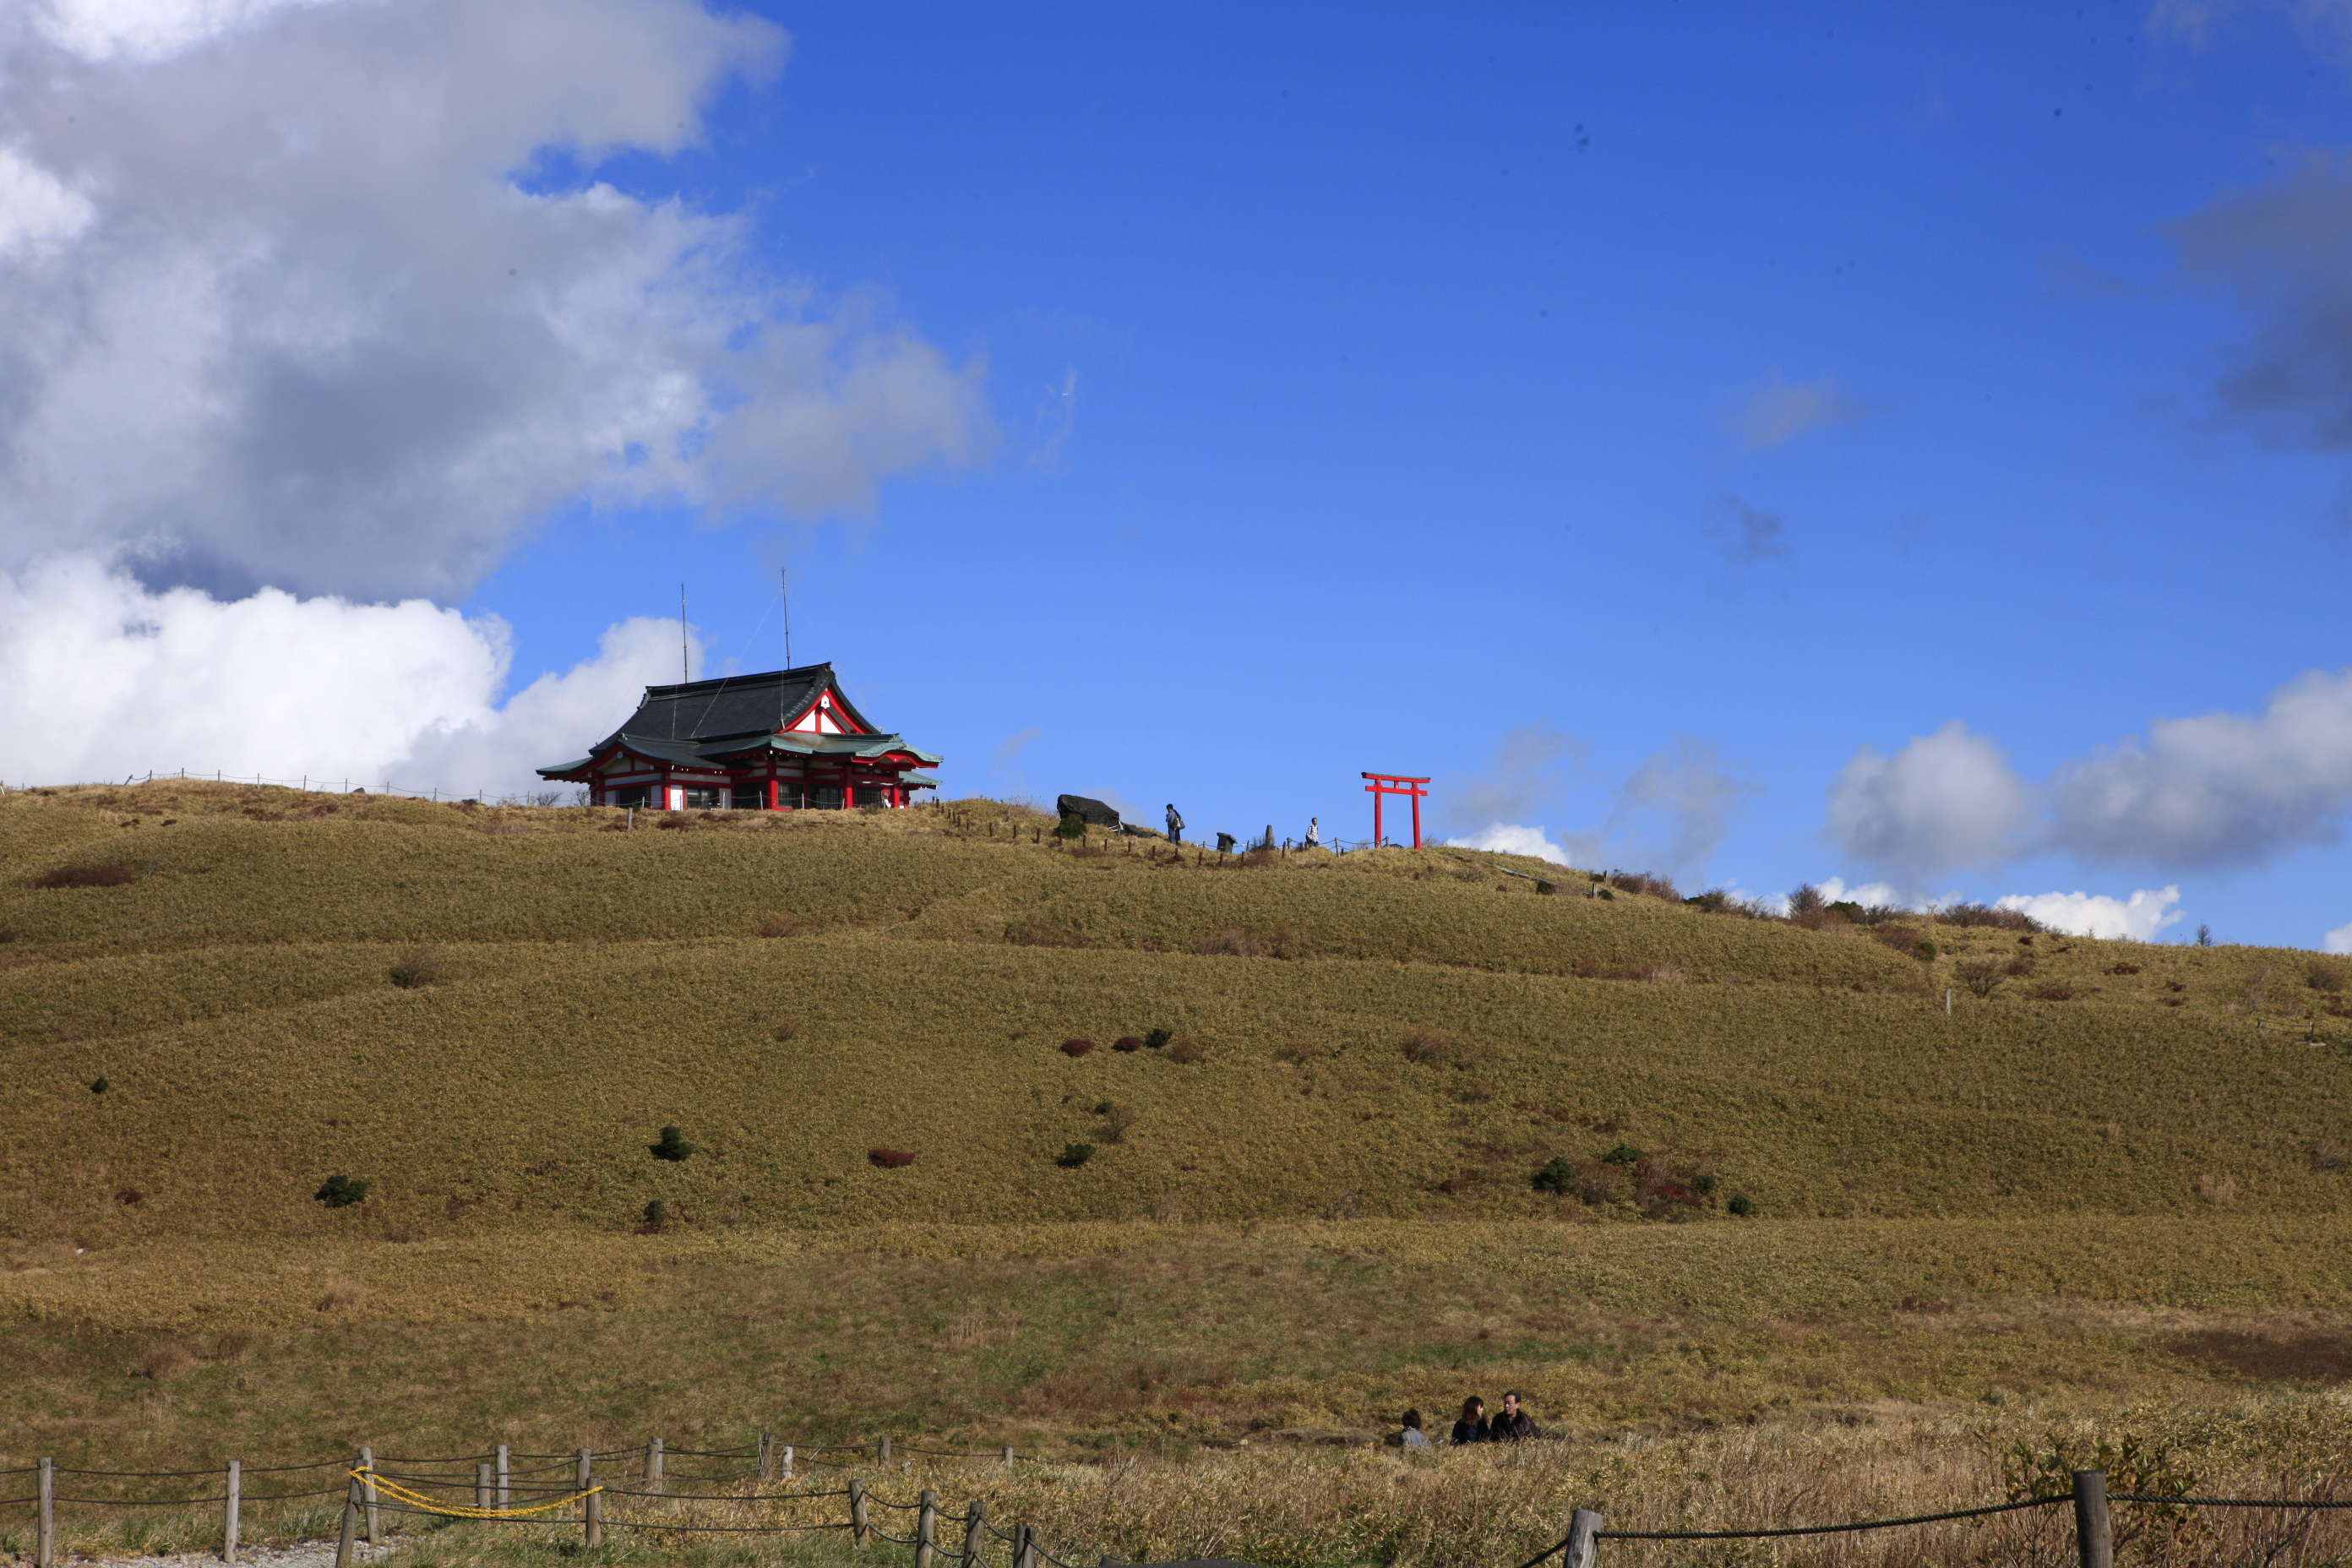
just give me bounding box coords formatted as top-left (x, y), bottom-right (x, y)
top-left (1361, 771), bottom-right (1429, 849)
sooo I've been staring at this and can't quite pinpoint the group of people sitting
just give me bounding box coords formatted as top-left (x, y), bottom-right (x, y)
top-left (1397, 1391), bottom-right (1542, 1448)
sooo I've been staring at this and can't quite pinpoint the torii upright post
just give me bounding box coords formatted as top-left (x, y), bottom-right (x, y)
top-left (1360, 772), bottom-right (1430, 849)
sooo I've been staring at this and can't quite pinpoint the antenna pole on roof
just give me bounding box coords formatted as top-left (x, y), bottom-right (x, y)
top-left (781, 568), bottom-right (792, 669)
top-left (680, 583), bottom-right (689, 684)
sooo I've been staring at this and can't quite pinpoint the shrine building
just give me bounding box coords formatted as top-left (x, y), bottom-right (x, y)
top-left (537, 663), bottom-right (940, 811)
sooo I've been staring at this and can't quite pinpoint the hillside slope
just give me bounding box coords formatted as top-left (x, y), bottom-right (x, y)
top-left (3, 781), bottom-right (2349, 1247)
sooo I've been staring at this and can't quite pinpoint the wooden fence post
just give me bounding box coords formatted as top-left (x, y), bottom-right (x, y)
top-left (647, 1436), bottom-right (664, 1495)
top-left (917, 1489), bottom-right (939, 1568)
top-left (358, 1447), bottom-right (379, 1548)
top-left (963, 1500), bottom-right (985, 1568)
top-left (782, 1445), bottom-right (795, 1479)
top-left (1565, 1509), bottom-right (1603, 1568)
top-left (758, 1433), bottom-right (772, 1481)
top-left (850, 1477), bottom-right (871, 1547)
top-left (33, 1458), bottom-right (49, 1568)
top-left (496, 1446), bottom-right (509, 1509)
top-left (476, 1462), bottom-right (492, 1511)
top-left (1015, 1522), bottom-right (1036, 1568)
top-left (2073, 1471), bottom-right (2112, 1568)
top-left (334, 1477), bottom-right (359, 1568)
top-left (579, 1448), bottom-right (600, 1550)
top-left (224, 1459), bottom-right (241, 1565)
top-left (1001, 1446), bottom-right (1015, 1468)
top-left (879, 1435), bottom-right (892, 1465)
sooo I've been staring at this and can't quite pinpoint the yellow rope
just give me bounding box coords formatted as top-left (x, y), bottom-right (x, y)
top-left (351, 1468), bottom-right (602, 1520)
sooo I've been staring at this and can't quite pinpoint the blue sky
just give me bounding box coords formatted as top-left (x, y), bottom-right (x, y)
top-left (3, 1), bottom-right (2349, 950)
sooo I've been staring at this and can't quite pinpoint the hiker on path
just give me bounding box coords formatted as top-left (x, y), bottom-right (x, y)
top-left (1449, 1396), bottom-right (1489, 1445)
top-left (1399, 1409), bottom-right (1430, 1450)
top-left (1489, 1390), bottom-right (1541, 1442)
top-left (1304, 816), bottom-right (1320, 848)
top-left (1165, 803), bottom-right (1184, 845)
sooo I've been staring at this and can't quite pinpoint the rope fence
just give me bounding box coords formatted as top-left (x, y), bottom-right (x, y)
top-left (24, 1440), bottom-right (2352, 1568)
top-left (3, 1433), bottom-right (1059, 1568)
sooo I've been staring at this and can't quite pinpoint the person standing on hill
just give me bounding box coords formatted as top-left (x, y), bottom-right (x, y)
top-left (1450, 1396), bottom-right (1489, 1445)
top-left (1304, 816), bottom-right (1320, 848)
top-left (1489, 1390), bottom-right (1541, 1442)
top-left (1165, 803), bottom-right (1184, 845)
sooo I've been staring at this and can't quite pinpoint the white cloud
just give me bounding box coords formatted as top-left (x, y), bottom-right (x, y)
top-left (1613, 734), bottom-right (1761, 874)
top-left (1825, 720), bottom-right (2034, 881)
top-left (2044, 667), bottom-right (2352, 868)
top-left (0, 556), bottom-right (684, 793)
top-left (1445, 824), bottom-right (1586, 867)
top-left (0, 145), bottom-right (95, 257)
top-left (31, 0), bottom-right (347, 63)
top-left (1816, 876), bottom-right (1905, 909)
top-left (2327, 920), bottom-right (2352, 956)
top-left (1995, 886), bottom-right (2185, 942)
top-left (0, 0), bottom-right (993, 602)
top-left (1440, 722), bottom-right (1583, 828)
top-left (1730, 369), bottom-right (1860, 449)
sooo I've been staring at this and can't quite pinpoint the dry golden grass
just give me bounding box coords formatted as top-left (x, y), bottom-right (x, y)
top-left (5, 782), bottom-right (2352, 1566)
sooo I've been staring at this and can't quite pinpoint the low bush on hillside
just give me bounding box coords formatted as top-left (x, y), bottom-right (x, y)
top-left (1143, 1027), bottom-right (1173, 1050)
top-left (759, 915), bottom-right (801, 938)
top-left (1164, 1036), bottom-right (1205, 1064)
top-left (1101, 1104), bottom-right (1139, 1141)
top-left (1939, 901), bottom-right (2044, 931)
top-left (30, 862), bottom-right (134, 889)
top-left (1532, 1156), bottom-right (1575, 1195)
top-left (656, 814), bottom-right (694, 831)
top-left (1113, 1035), bottom-right (1145, 1052)
top-left (387, 947), bottom-right (439, 988)
top-left (868, 1147), bottom-right (917, 1168)
top-left (1056, 1142), bottom-right (1096, 1168)
top-left (313, 1173), bottom-right (368, 1208)
top-left (1061, 1037), bottom-right (1094, 1056)
top-left (771, 1016), bottom-right (802, 1043)
top-left (640, 1200), bottom-right (668, 1233)
top-left (650, 1126), bottom-right (695, 1162)
top-left (1608, 869), bottom-right (1680, 900)
top-left (1400, 1025), bottom-right (1454, 1064)
top-left (2311, 959), bottom-right (2349, 994)
top-left (2313, 1140), bottom-right (2345, 1173)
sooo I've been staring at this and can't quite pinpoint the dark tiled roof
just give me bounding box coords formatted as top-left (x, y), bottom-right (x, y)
top-left (607, 663), bottom-right (861, 747)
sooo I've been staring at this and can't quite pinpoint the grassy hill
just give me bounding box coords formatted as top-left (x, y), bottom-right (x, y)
top-left (6, 778), bottom-right (2352, 1568)
top-left (3, 779), bottom-right (2348, 1249)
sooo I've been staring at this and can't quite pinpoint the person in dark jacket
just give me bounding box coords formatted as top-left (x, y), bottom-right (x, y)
top-left (1489, 1389), bottom-right (1541, 1442)
top-left (1449, 1396), bottom-right (1489, 1445)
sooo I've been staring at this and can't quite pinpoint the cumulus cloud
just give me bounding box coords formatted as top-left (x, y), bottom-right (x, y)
top-left (2327, 919), bottom-right (2352, 956)
top-left (1825, 720), bottom-right (2034, 881)
top-left (1814, 876), bottom-right (1906, 911)
top-left (2044, 667), bottom-right (2352, 868)
top-left (1995, 887), bottom-right (2186, 942)
top-left (1729, 369), bottom-right (1861, 449)
top-left (0, 0), bottom-right (993, 602)
top-left (0, 557), bottom-right (683, 792)
top-left (1445, 823), bottom-right (1584, 866)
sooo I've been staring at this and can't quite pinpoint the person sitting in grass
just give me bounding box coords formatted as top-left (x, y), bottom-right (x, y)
top-left (1489, 1389), bottom-right (1541, 1442)
top-left (1450, 1396), bottom-right (1489, 1445)
top-left (1399, 1409), bottom-right (1430, 1450)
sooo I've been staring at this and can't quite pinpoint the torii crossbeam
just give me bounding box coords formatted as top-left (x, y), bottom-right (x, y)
top-left (1361, 771), bottom-right (1430, 849)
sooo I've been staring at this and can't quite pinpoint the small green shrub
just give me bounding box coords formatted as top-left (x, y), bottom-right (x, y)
top-left (1727, 1194), bottom-right (1754, 1217)
top-left (1532, 1156), bottom-right (1575, 1195)
top-left (1914, 940), bottom-right (1938, 962)
top-left (1055, 813), bottom-right (1086, 840)
top-left (89, 1077), bottom-right (108, 1094)
top-left (642, 1200), bottom-right (668, 1232)
top-left (1602, 1143), bottom-right (1640, 1167)
top-left (388, 948), bottom-right (439, 988)
top-left (1143, 1028), bottom-right (1173, 1050)
top-left (1057, 1142), bottom-right (1096, 1168)
top-left (315, 1174), bottom-right (368, 1208)
top-left (650, 1125), bottom-right (694, 1162)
